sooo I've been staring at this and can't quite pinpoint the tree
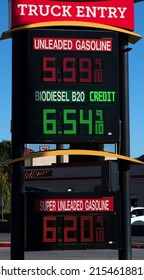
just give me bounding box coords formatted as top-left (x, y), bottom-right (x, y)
top-left (0, 140), bottom-right (11, 217)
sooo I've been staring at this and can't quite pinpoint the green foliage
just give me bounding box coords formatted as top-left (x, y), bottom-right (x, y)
top-left (0, 140), bottom-right (11, 216)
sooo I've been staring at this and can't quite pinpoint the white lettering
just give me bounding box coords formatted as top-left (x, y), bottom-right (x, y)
top-left (107, 7), bottom-right (117, 18)
top-left (85, 199), bottom-right (110, 211)
top-left (17, 4), bottom-right (72, 17)
top-left (118, 7), bottom-right (127, 18)
top-left (40, 200), bottom-right (56, 212)
top-left (28, 5), bottom-right (38, 16)
top-left (33, 38), bottom-right (73, 50)
top-left (76, 6), bottom-right (85, 17)
top-left (17, 4), bottom-right (127, 21)
top-left (97, 7), bottom-right (107, 18)
top-left (58, 200), bottom-right (83, 211)
top-left (75, 39), bottom-right (112, 51)
top-left (62, 6), bottom-right (72, 17)
top-left (51, 5), bottom-right (61, 17)
top-left (85, 6), bottom-right (97, 18)
top-left (34, 91), bottom-right (70, 102)
top-left (17, 4), bottom-right (28, 15)
top-left (39, 5), bottom-right (50, 16)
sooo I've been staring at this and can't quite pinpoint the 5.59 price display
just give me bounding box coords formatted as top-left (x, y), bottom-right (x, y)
top-left (42, 57), bottom-right (102, 83)
top-left (26, 29), bottom-right (120, 143)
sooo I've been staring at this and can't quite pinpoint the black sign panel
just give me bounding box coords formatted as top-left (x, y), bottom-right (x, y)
top-left (25, 29), bottom-right (120, 143)
top-left (25, 191), bottom-right (121, 251)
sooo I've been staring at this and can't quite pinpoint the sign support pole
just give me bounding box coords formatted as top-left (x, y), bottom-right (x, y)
top-left (56, 144), bottom-right (64, 163)
top-left (118, 36), bottom-right (132, 260)
top-left (11, 32), bottom-right (25, 260)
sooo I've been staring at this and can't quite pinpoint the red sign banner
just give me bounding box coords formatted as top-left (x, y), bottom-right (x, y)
top-left (33, 37), bottom-right (113, 51)
top-left (10, 0), bottom-right (134, 31)
top-left (35, 197), bottom-right (114, 212)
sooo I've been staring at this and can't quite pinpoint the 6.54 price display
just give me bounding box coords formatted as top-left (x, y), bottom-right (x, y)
top-left (43, 109), bottom-right (104, 135)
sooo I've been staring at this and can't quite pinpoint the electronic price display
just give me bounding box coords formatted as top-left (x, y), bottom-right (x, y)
top-left (25, 29), bottom-right (120, 144)
top-left (25, 191), bottom-right (121, 251)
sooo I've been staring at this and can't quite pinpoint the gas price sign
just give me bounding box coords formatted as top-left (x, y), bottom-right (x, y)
top-left (25, 191), bottom-right (121, 251)
top-left (26, 29), bottom-right (120, 143)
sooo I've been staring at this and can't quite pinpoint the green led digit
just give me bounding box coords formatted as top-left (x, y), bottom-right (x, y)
top-left (63, 109), bottom-right (76, 134)
top-left (95, 110), bottom-right (104, 135)
top-left (43, 109), bottom-right (56, 134)
top-left (80, 109), bottom-right (92, 134)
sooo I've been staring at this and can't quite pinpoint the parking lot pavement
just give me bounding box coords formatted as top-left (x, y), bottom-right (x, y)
top-left (132, 236), bottom-right (144, 248)
top-left (0, 233), bottom-right (10, 247)
top-left (0, 233), bottom-right (144, 248)
top-left (1, 234), bottom-right (144, 260)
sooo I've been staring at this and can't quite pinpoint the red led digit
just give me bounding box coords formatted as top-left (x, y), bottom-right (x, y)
top-left (64, 216), bottom-right (77, 242)
top-left (43, 57), bottom-right (56, 82)
top-left (95, 215), bottom-right (105, 242)
top-left (43, 216), bottom-right (56, 243)
top-left (80, 216), bottom-right (93, 242)
top-left (94, 58), bottom-right (103, 83)
top-left (63, 58), bottom-right (76, 82)
top-left (79, 58), bottom-right (92, 83)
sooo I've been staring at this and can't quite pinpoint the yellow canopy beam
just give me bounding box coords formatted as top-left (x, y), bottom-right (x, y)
top-left (1, 22), bottom-right (142, 44)
top-left (0, 149), bottom-right (144, 166)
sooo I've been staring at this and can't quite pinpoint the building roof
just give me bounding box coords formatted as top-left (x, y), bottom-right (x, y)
top-left (136, 155), bottom-right (144, 162)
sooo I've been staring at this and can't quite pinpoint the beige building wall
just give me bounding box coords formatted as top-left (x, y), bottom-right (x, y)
top-left (25, 155), bottom-right (69, 166)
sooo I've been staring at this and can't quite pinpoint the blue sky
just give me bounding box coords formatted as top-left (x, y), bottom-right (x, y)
top-left (0, 1), bottom-right (144, 158)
